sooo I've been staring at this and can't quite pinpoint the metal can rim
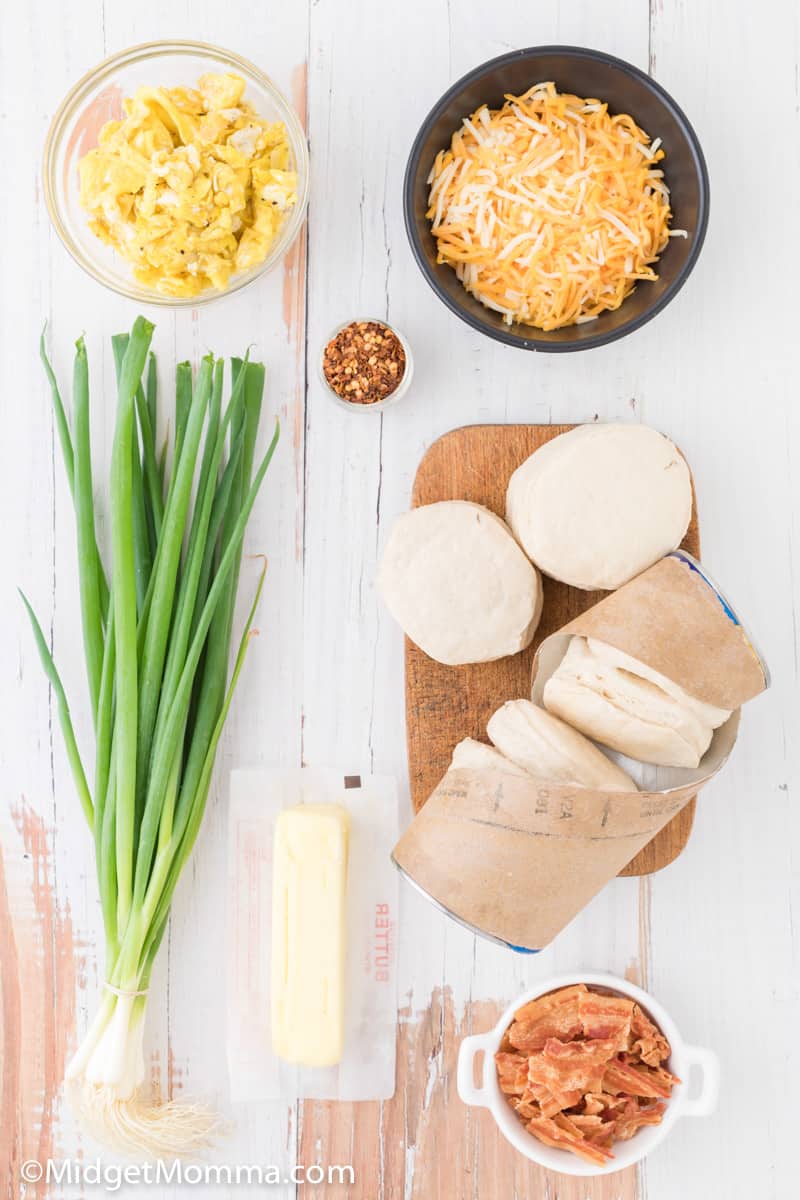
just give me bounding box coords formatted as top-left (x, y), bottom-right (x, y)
top-left (392, 855), bottom-right (540, 954)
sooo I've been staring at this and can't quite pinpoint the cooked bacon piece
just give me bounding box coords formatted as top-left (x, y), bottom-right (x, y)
top-left (613, 1099), bottom-right (666, 1141)
top-left (524, 1080), bottom-right (582, 1117)
top-left (553, 1112), bottom-right (588, 1138)
top-left (527, 1036), bottom-right (618, 1096)
top-left (581, 1091), bottom-right (627, 1117)
top-left (569, 1114), bottom-right (617, 1150)
top-left (495, 1051), bottom-right (528, 1096)
top-left (514, 984), bottom-right (588, 1023)
top-left (532, 1092), bottom-right (563, 1119)
top-left (627, 1053), bottom-right (678, 1079)
top-left (603, 1058), bottom-right (679, 1099)
top-left (512, 1097), bottom-right (541, 1121)
top-left (568, 1114), bottom-right (604, 1131)
top-left (630, 1004), bottom-right (672, 1066)
top-left (578, 989), bottom-right (634, 1046)
top-left (509, 984), bottom-right (587, 1052)
top-left (526, 1114), bottom-right (614, 1167)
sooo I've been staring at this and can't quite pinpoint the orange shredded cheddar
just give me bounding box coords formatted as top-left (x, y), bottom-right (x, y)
top-left (427, 82), bottom-right (683, 331)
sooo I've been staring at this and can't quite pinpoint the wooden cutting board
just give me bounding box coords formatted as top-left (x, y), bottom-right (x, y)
top-left (405, 424), bottom-right (700, 877)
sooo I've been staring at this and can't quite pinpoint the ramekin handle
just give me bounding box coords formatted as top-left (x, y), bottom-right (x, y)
top-left (457, 1034), bottom-right (495, 1108)
top-left (681, 1045), bottom-right (720, 1116)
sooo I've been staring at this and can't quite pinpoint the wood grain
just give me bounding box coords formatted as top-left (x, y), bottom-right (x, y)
top-left (405, 423), bottom-right (700, 876)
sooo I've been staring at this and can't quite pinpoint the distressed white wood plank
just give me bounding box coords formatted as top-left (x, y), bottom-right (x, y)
top-left (1, 0), bottom-right (113, 1184)
top-left (642, 2), bottom-right (800, 1198)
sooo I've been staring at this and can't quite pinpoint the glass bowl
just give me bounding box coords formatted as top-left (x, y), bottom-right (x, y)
top-left (43, 40), bottom-right (310, 305)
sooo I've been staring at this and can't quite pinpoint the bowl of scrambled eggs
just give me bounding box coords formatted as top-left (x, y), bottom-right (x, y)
top-left (43, 41), bottom-right (309, 303)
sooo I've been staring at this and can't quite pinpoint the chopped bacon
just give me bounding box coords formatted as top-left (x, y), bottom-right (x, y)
top-left (525, 1081), bottom-right (582, 1117)
top-left (497, 1030), bottom-right (515, 1054)
top-left (630, 1004), bottom-right (672, 1066)
top-left (514, 983), bottom-right (588, 1023)
top-left (495, 985), bottom-right (676, 1168)
top-left (578, 989), bottom-right (634, 1046)
top-left (554, 1112), bottom-right (589, 1139)
top-left (527, 1036), bottom-right (618, 1096)
top-left (613, 1099), bottom-right (667, 1141)
top-left (569, 1114), bottom-right (617, 1150)
top-left (568, 1114), bottom-right (604, 1132)
top-left (510, 984), bottom-right (587, 1051)
top-left (626, 1054), bottom-right (679, 1083)
top-left (526, 1114), bottom-right (614, 1167)
top-left (495, 1051), bottom-right (527, 1096)
top-left (581, 1091), bottom-right (627, 1116)
top-left (512, 1097), bottom-right (541, 1121)
top-left (603, 1058), bottom-right (679, 1099)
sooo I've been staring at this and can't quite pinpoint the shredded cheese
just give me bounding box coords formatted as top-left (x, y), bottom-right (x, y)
top-left (427, 82), bottom-right (675, 331)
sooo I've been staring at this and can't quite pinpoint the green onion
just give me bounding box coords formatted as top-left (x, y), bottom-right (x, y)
top-left (110, 319), bottom-right (154, 936)
top-left (40, 327), bottom-right (75, 501)
top-left (138, 354), bottom-right (163, 543)
top-left (22, 317), bottom-right (278, 1157)
top-left (18, 590), bottom-right (93, 826)
top-left (41, 328), bottom-right (110, 621)
top-left (72, 337), bottom-right (105, 718)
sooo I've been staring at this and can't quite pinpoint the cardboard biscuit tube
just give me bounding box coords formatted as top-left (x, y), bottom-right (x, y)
top-left (392, 553), bottom-right (768, 951)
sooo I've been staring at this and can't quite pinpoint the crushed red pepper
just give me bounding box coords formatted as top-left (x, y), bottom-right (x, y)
top-left (323, 320), bottom-right (406, 405)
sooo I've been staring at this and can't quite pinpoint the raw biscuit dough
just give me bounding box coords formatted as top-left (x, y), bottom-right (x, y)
top-left (486, 698), bottom-right (637, 792)
top-left (506, 423), bottom-right (692, 590)
top-left (543, 636), bottom-right (731, 768)
top-left (378, 501), bottom-right (542, 665)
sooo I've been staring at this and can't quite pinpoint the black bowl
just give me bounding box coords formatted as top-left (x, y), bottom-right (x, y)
top-left (404, 46), bottom-right (709, 352)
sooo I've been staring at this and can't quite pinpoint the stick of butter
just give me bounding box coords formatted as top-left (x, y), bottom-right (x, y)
top-left (271, 803), bottom-right (350, 1066)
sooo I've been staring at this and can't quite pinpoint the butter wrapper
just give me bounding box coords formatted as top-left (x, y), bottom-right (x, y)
top-left (392, 553), bottom-right (768, 951)
top-left (227, 768), bottom-right (399, 1101)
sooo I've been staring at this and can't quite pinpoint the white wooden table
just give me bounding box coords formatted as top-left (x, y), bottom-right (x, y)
top-left (2, 1), bottom-right (797, 1196)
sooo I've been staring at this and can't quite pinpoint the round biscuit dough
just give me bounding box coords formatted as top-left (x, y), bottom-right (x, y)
top-left (378, 501), bottom-right (542, 665)
top-left (505, 424), bottom-right (692, 590)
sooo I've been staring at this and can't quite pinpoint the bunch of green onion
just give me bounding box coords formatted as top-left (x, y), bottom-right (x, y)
top-left (22, 316), bottom-right (278, 1156)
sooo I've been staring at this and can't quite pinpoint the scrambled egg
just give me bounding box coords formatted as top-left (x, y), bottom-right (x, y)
top-left (79, 72), bottom-right (298, 298)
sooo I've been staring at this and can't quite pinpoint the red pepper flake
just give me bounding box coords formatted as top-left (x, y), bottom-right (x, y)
top-left (323, 320), bottom-right (406, 405)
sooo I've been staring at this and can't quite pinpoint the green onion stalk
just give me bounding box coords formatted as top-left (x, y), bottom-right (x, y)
top-left (23, 318), bottom-right (279, 1156)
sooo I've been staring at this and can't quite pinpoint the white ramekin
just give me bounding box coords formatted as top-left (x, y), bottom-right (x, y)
top-left (319, 318), bottom-right (414, 413)
top-left (457, 972), bottom-right (719, 1177)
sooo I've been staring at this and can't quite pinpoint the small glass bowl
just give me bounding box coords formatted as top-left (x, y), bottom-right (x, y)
top-left (319, 318), bottom-right (414, 413)
top-left (43, 40), bottom-right (310, 306)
